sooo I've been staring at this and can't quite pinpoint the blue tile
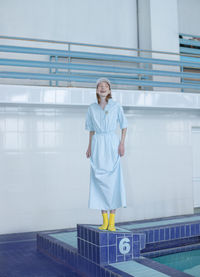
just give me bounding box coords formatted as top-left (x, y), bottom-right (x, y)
top-left (85, 228), bottom-right (89, 241)
top-left (125, 254), bottom-right (132, 261)
top-left (77, 226), bottom-right (81, 238)
top-left (109, 245), bottom-right (116, 263)
top-left (100, 267), bottom-right (106, 277)
top-left (92, 230), bottom-right (96, 244)
top-left (191, 224), bottom-right (196, 236)
top-left (71, 252), bottom-right (75, 267)
top-left (175, 226), bottom-right (180, 239)
top-left (82, 257), bottom-right (87, 273)
top-left (52, 243), bottom-right (55, 256)
top-left (106, 270), bottom-right (111, 277)
top-left (89, 243), bottom-right (92, 260)
top-left (133, 242), bottom-right (140, 257)
top-left (64, 250), bottom-right (67, 263)
top-left (96, 264), bottom-right (101, 277)
top-left (96, 231), bottom-right (100, 245)
top-left (100, 246), bottom-right (108, 264)
top-left (117, 255), bottom-right (124, 262)
top-left (117, 234), bottom-right (124, 239)
top-left (109, 233), bottom-right (116, 245)
top-left (80, 226), bottom-right (83, 239)
top-left (186, 225), bottom-right (190, 236)
top-left (96, 246), bottom-right (100, 264)
top-left (90, 261), bottom-right (96, 276)
top-left (57, 245), bottom-right (60, 258)
top-left (133, 234), bottom-right (139, 242)
top-left (78, 238), bottom-right (81, 252)
top-left (196, 223), bottom-right (200, 235)
top-left (144, 231), bottom-right (148, 243)
top-left (181, 225), bottom-right (185, 237)
top-left (170, 227), bottom-right (175, 240)
top-left (93, 245), bottom-right (98, 263)
top-left (85, 241), bottom-right (89, 258)
top-left (82, 227), bottom-right (85, 240)
top-left (149, 230), bottom-right (153, 243)
top-left (100, 232), bottom-right (108, 246)
top-left (80, 239), bottom-right (84, 256)
top-left (165, 228), bottom-right (169, 240)
top-left (154, 229), bottom-right (159, 242)
top-left (61, 247), bottom-right (64, 261)
top-left (160, 229), bottom-right (164, 241)
top-left (89, 230), bottom-right (92, 242)
top-left (83, 240), bottom-right (86, 257)
top-left (91, 245), bottom-right (94, 262)
top-left (140, 234), bottom-right (146, 249)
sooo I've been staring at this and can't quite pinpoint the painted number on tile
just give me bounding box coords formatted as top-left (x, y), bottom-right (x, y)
top-left (119, 238), bottom-right (130, 255)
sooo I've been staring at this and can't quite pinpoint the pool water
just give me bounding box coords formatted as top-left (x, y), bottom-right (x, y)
top-left (152, 249), bottom-right (200, 276)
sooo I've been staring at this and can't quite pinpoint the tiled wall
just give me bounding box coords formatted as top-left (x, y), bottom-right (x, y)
top-left (37, 232), bottom-right (132, 277)
top-left (1, 85), bottom-right (200, 234)
top-left (77, 225), bottom-right (146, 264)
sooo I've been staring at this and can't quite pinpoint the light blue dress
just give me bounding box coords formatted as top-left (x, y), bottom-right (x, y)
top-left (85, 98), bottom-right (128, 210)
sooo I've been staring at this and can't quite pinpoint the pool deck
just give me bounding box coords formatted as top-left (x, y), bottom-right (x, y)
top-left (36, 213), bottom-right (200, 276)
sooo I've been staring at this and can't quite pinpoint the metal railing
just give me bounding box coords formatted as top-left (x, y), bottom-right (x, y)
top-left (0, 35), bottom-right (200, 92)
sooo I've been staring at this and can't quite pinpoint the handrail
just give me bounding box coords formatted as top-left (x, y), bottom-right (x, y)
top-left (180, 33), bottom-right (200, 39)
top-left (1, 58), bottom-right (200, 78)
top-left (1, 45), bottom-right (200, 67)
top-left (0, 35), bottom-right (181, 56)
top-left (1, 35), bottom-right (200, 91)
top-left (180, 39), bottom-right (200, 48)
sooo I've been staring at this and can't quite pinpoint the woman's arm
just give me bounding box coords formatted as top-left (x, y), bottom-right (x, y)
top-left (118, 128), bottom-right (127, 156)
top-left (86, 131), bottom-right (95, 158)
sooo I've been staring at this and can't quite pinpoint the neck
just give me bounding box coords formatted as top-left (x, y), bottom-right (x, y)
top-left (99, 97), bottom-right (107, 104)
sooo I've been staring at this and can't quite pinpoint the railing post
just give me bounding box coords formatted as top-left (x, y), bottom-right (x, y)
top-left (137, 48), bottom-right (142, 90)
top-left (181, 65), bottom-right (184, 93)
top-left (55, 56), bottom-right (58, 86)
top-left (49, 56), bottom-right (52, 86)
top-left (67, 43), bottom-right (71, 87)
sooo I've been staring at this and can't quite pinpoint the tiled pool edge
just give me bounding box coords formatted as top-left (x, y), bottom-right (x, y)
top-left (37, 214), bottom-right (200, 277)
top-left (135, 257), bottom-right (191, 277)
top-left (142, 240), bottom-right (200, 258)
top-left (37, 229), bottom-right (192, 276)
top-left (37, 231), bottom-right (133, 277)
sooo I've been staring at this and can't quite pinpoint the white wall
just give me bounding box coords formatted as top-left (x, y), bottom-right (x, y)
top-left (138, 0), bottom-right (180, 92)
top-left (178, 0), bottom-right (200, 36)
top-left (0, 85), bottom-right (198, 235)
top-left (0, 0), bottom-right (137, 48)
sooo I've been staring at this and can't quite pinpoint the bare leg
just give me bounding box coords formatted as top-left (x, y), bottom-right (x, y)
top-left (110, 209), bottom-right (116, 214)
top-left (101, 210), bottom-right (107, 214)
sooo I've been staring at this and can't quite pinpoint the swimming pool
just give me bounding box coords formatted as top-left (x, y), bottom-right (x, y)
top-left (37, 214), bottom-right (200, 277)
top-left (152, 249), bottom-right (200, 276)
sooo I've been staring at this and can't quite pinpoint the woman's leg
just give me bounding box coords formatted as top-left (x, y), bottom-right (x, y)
top-left (98, 210), bottom-right (108, 230)
top-left (108, 209), bottom-right (116, 231)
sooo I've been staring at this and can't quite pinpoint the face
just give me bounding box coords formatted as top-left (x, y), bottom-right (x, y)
top-left (96, 81), bottom-right (111, 99)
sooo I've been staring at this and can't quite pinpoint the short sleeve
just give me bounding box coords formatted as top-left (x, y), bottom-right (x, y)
top-left (118, 104), bottom-right (128, 129)
top-left (85, 106), bottom-right (94, 131)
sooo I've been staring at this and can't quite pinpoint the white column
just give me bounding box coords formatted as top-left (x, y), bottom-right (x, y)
top-left (138, 0), bottom-right (180, 91)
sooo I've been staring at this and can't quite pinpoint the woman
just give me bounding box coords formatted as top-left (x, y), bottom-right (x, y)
top-left (85, 78), bottom-right (128, 231)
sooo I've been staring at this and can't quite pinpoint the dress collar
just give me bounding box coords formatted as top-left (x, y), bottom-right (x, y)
top-left (96, 98), bottom-right (113, 110)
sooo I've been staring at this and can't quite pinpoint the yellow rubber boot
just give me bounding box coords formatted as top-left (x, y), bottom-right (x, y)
top-left (98, 213), bottom-right (108, 230)
top-left (108, 213), bottom-right (116, 231)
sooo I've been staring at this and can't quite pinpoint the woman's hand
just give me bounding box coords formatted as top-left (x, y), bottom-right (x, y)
top-left (86, 145), bottom-right (91, 158)
top-left (118, 142), bottom-right (125, 157)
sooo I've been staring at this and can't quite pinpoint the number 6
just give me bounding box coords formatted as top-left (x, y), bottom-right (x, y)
top-left (119, 238), bottom-right (131, 255)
